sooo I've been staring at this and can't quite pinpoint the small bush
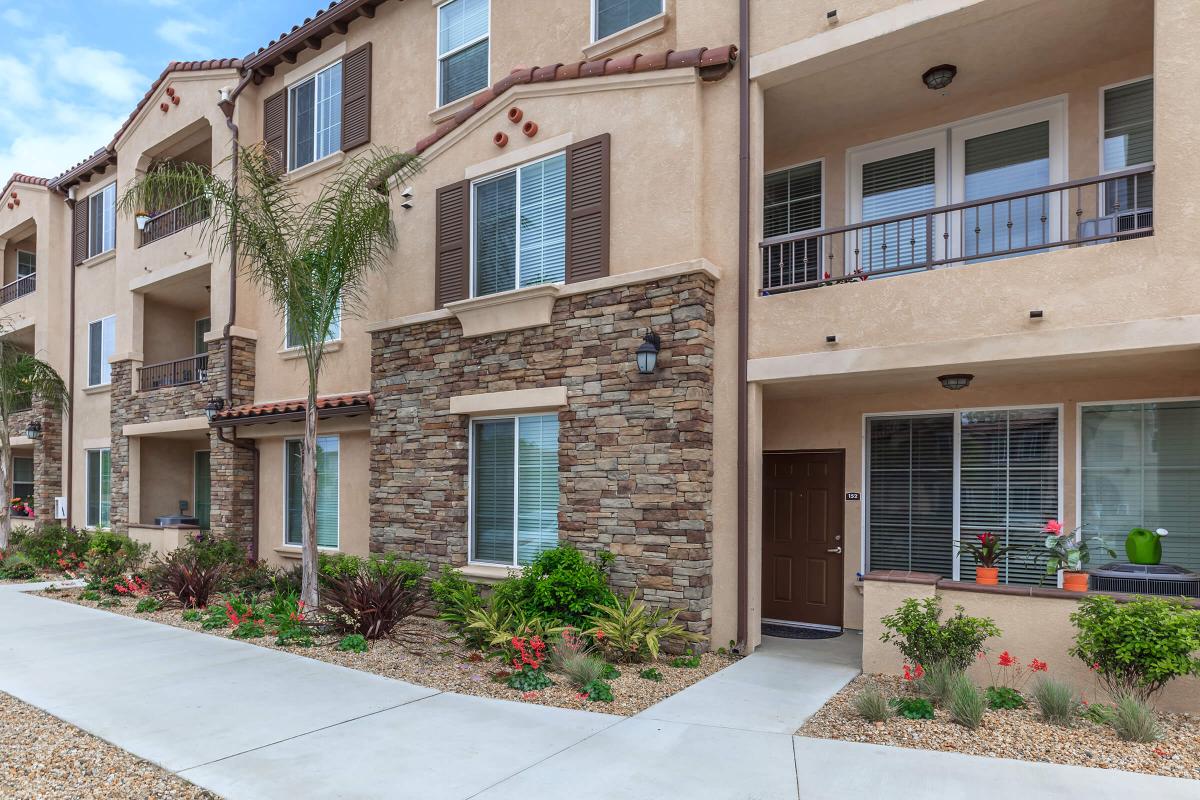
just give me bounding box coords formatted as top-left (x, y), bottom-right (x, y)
top-left (508, 666), bottom-right (553, 692)
top-left (947, 674), bottom-right (986, 729)
top-left (320, 553), bottom-right (425, 589)
top-left (182, 533), bottom-right (248, 570)
top-left (588, 591), bottom-right (705, 663)
top-left (149, 548), bottom-right (228, 608)
top-left (181, 609), bottom-right (202, 622)
top-left (430, 565), bottom-right (485, 644)
top-left (227, 560), bottom-right (279, 595)
top-left (337, 634), bottom-right (369, 653)
top-left (276, 627), bottom-right (314, 648)
top-left (83, 531), bottom-right (148, 590)
top-left (0, 553), bottom-right (37, 581)
top-left (1083, 703), bottom-right (1115, 725)
top-left (548, 629), bottom-right (606, 687)
top-left (1032, 678), bottom-right (1079, 726)
top-left (319, 567), bottom-right (426, 640)
top-left (1069, 595), bottom-right (1200, 702)
top-left (231, 619), bottom-right (266, 639)
top-left (581, 678), bottom-right (613, 702)
top-left (12, 524), bottom-right (91, 570)
top-left (80, 589), bottom-right (100, 602)
top-left (915, 660), bottom-right (961, 707)
top-left (493, 546), bottom-right (614, 629)
top-left (890, 697), bottom-right (935, 720)
top-left (464, 602), bottom-right (565, 661)
top-left (135, 597), bottom-right (162, 614)
top-left (97, 596), bottom-right (121, 608)
top-left (639, 668), bottom-right (663, 682)
top-left (600, 663), bottom-right (621, 680)
top-left (852, 684), bottom-right (892, 722)
top-left (670, 653), bottom-right (702, 669)
top-left (880, 596), bottom-right (1001, 672)
top-left (984, 686), bottom-right (1026, 710)
top-left (1109, 695), bottom-right (1161, 743)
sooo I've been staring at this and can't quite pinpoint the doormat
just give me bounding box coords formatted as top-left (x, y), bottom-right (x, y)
top-left (762, 622), bottom-right (841, 640)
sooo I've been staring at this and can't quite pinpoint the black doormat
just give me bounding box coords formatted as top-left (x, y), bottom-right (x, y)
top-left (762, 622), bottom-right (842, 640)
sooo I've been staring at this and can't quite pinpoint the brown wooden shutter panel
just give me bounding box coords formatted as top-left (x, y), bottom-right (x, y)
top-left (262, 88), bottom-right (288, 175)
top-left (340, 43), bottom-right (372, 152)
top-left (564, 133), bottom-right (611, 283)
top-left (435, 180), bottom-right (471, 308)
top-left (72, 199), bottom-right (88, 266)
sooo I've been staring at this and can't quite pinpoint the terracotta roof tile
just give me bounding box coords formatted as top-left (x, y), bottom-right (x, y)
top-left (1, 173), bottom-right (50, 203)
top-left (214, 392), bottom-right (373, 424)
top-left (409, 44), bottom-right (737, 156)
top-left (244, 0), bottom-right (391, 70)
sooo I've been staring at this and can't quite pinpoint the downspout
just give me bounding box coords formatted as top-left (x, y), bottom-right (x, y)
top-left (736, 0), bottom-right (751, 650)
top-left (217, 73), bottom-right (260, 561)
top-left (66, 200), bottom-right (77, 526)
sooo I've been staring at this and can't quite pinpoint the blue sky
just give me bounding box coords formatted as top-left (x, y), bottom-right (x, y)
top-left (0, 0), bottom-right (319, 182)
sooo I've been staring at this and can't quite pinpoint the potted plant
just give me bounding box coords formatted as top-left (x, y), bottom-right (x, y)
top-left (1040, 519), bottom-right (1115, 592)
top-left (957, 532), bottom-right (1022, 585)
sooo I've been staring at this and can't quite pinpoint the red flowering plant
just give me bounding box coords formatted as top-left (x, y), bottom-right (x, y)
top-left (956, 532), bottom-right (1026, 570)
top-left (54, 548), bottom-right (88, 579)
top-left (113, 576), bottom-right (151, 597)
top-left (9, 497), bottom-right (31, 518)
top-left (1038, 519), bottom-right (1115, 581)
top-left (981, 649), bottom-right (1049, 710)
top-left (506, 635), bottom-right (553, 692)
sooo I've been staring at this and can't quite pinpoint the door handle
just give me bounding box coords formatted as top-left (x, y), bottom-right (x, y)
top-left (826, 546), bottom-right (843, 554)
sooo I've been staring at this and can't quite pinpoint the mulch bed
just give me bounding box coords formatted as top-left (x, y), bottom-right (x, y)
top-left (799, 674), bottom-right (1200, 780)
top-left (39, 586), bottom-right (737, 716)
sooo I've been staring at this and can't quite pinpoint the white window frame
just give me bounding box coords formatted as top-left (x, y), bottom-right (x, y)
top-left (87, 315), bottom-right (115, 388)
top-left (762, 157), bottom-right (825, 237)
top-left (436, 0), bottom-right (491, 108)
top-left (469, 151), bottom-right (567, 298)
top-left (87, 182), bottom-right (117, 259)
top-left (282, 434), bottom-right (341, 550)
top-left (287, 60), bottom-right (343, 172)
top-left (590, 0), bottom-right (664, 43)
top-left (467, 412), bottom-right (559, 568)
top-left (1097, 75), bottom-right (1154, 216)
top-left (15, 250), bottom-right (35, 277)
top-left (861, 403), bottom-right (1063, 581)
top-left (283, 301), bottom-right (341, 350)
top-left (85, 447), bottom-right (111, 530)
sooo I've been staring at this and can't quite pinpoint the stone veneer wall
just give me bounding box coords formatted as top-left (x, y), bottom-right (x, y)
top-left (109, 336), bottom-right (256, 544)
top-left (370, 271), bottom-right (716, 634)
top-left (10, 400), bottom-right (62, 526)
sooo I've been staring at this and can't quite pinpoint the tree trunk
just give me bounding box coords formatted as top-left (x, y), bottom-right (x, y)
top-left (0, 413), bottom-right (11, 551)
top-left (300, 381), bottom-right (320, 610)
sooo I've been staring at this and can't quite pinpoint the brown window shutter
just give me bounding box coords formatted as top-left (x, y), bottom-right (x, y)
top-left (72, 199), bottom-right (88, 266)
top-left (262, 88), bottom-right (288, 175)
top-left (435, 180), bottom-right (471, 307)
top-left (564, 133), bottom-right (611, 283)
top-left (340, 43), bottom-right (372, 152)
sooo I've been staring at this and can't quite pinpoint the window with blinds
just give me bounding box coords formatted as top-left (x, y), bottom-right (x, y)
top-left (289, 61), bottom-right (343, 171)
top-left (86, 448), bottom-right (111, 529)
top-left (472, 414), bottom-right (559, 566)
top-left (285, 436), bottom-right (340, 548)
top-left (473, 153), bottom-right (566, 297)
top-left (193, 451), bottom-right (211, 531)
top-left (1103, 78), bottom-right (1153, 214)
top-left (16, 251), bottom-right (35, 277)
top-left (868, 408), bottom-right (1060, 583)
top-left (595, 0), bottom-right (663, 41)
top-left (860, 149), bottom-right (935, 272)
top-left (438, 0), bottom-right (489, 106)
top-left (1081, 401), bottom-right (1200, 571)
top-left (87, 184), bottom-right (116, 259)
top-left (13, 456), bottom-right (33, 513)
top-left (763, 162), bottom-right (822, 285)
top-left (88, 316), bottom-right (115, 387)
top-left (963, 121), bottom-right (1050, 258)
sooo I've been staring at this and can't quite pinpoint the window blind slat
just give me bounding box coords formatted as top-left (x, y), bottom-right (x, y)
top-left (472, 418), bottom-right (515, 564)
top-left (441, 39), bottom-right (489, 105)
top-left (474, 172), bottom-right (517, 296)
top-left (518, 155), bottom-right (567, 287)
top-left (595, 0), bottom-right (661, 40)
top-left (517, 415), bottom-right (559, 565)
top-left (861, 149), bottom-right (936, 271)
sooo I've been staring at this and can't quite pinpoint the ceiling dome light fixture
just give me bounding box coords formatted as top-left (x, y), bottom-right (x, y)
top-left (937, 373), bottom-right (974, 391)
top-left (922, 64), bottom-right (957, 91)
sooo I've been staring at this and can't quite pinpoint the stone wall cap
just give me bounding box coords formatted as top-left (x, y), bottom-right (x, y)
top-left (863, 569), bottom-right (941, 586)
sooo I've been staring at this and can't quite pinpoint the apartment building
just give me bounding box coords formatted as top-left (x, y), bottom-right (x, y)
top-left (1, 0), bottom-right (1197, 654)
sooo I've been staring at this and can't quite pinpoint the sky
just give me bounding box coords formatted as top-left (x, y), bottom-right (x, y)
top-left (0, 0), bottom-right (320, 182)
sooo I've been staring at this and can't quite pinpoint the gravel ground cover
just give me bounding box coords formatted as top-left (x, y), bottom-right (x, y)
top-left (40, 586), bottom-right (736, 716)
top-left (799, 674), bottom-right (1200, 780)
top-left (0, 691), bottom-right (217, 799)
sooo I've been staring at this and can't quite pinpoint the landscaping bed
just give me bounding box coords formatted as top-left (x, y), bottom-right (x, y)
top-left (40, 585), bottom-right (734, 716)
top-left (0, 690), bottom-right (217, 799)
top-left (799, 674), bottom-right (1200, 780)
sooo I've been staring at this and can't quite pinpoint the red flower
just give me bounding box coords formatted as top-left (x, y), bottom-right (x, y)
top-left (1042, 519), bottom-right (1064, 536)
top-left (1029, 658), bottom-right (1048, 672)
top-left (1089, 662), bottom-right (1100, 672)
top-left (594, 630), bottom-right (604, 641)
top-left (997, 651), bottom-right (1017, 667)
top-left (902, 664), bottom-right (914, 682)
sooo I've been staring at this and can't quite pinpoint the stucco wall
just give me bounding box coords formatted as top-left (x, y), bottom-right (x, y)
top-left (137, 438), bottom-right (201, 523)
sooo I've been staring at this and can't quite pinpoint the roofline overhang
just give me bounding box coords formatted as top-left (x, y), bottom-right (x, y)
top-left (211, 402), bottom-right (372, 427)
top-left (242, 0), bottom-right (389, 82)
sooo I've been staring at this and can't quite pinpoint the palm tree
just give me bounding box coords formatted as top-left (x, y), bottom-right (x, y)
top-left (0, 329), bottom-right (69, 550)
top-left (119, 146), bottom-right (421, 607)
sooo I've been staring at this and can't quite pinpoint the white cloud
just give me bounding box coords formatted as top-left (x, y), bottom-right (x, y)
top-left (41, 35), bottom-right (148, 104)
top-left (0, 57), bottom-right (42, 108)
top-left (0, 111), bottom-right (124, 182)
top-left (156, 19), bottom-right (210, 55)
top-left (1, 8), bottom-right (31, 28)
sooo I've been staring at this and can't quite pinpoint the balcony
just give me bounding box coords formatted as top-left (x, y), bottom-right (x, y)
top-left (138, 196), bottom-right (210, 247)
top-left (761, 166), bottom-right (1154, 294)
top-left (138, 354), bottom-right (208, 391)
top-left (0, 273), bottom-right (35, 305)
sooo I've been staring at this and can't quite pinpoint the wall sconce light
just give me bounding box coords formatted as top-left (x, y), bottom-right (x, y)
top-left (922, 64), bottom-right (957, 91)
top-left (937, 373), bottom-right (974, 391)
top-left (204, 397), bottom-right (225, 422)
top-left (635, 331), bottom-right (662, 375)
top-left (24, 420), bottom-right (42, 440)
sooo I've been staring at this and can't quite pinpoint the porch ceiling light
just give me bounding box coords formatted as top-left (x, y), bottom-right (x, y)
top-left (24, 420), bottom-right (41, 440)
top-left (922, 64), bottom-right (957, 91)
top-left (635, 331), bottom-right (662, 375)
top-left (937, 373), bottom-right (974, 391)
top-left (204, 397), bottom-right (225, 422)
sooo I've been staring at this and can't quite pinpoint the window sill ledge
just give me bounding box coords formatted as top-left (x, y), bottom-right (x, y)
top-left (444, 283), bottom-right (559, 337)
top-left (278, 339), bottom-right (344, 360)
top-left (285, 151), bottom-right (345, 183)
top-left (429, 89), bottom-right (489, 125)
top-left (583, 12), bottom-right (668, 60)
top-left (82, 383), bottom-right (112, 396)
top-left (80, 250), bottom-right (116, 270)
top-left (273, 546), bottom-right (342, 561)
top-left (462, 563), bottom-right (521, 583)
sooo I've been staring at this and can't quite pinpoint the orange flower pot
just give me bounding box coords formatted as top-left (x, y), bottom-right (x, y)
top-left (1062, 571), bottom-right (1089, 592)
top-left (975, 567), bottom-right (999, 585)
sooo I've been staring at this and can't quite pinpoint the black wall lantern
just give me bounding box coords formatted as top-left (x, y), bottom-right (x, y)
top-left (922, 64), bottom-right (957, 91)
top-left (24, 420), bottom-right (42, 440)
top-left (937, 373), bottom-right (974, 391)
top-left (635, 331), bottom-right (662, 375)
top-left (204, 397), bottom-right (225, 422)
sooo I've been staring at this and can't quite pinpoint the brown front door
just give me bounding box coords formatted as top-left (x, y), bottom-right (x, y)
top-left (761, 451), bottom-right (845, 628)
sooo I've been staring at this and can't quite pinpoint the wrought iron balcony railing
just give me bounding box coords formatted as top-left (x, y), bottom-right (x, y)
top-left (139, 196), bottom-right (211, 247)
top-left (137, 354), bottom-right (208, 391)
top-left (0, 273), bottom-right (35, 305)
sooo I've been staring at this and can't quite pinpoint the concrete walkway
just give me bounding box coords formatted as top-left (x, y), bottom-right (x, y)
top-left (1, 583), bottom-right (1195, 799)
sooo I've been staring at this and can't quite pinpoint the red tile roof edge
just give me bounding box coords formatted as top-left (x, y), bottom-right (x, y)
top-left (1, 173), bottom-right (50, 203)
top-left (410, 45), bottom-right (739, 156)
top-left (214, 392), bottom-right (373, 422)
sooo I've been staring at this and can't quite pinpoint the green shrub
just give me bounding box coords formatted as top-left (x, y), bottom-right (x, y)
top-left (12, 524), bottom-right (91, 570)
top-left (587, 592), bottom-right (705, 663)
top-left (879, 597), bottom-right (1001, 672)
top-left (1032, 678), bottom-right (1079, 726)
top-left (492, 546), bottom-right (614, 628)
top-left (464, 602), bottom-right (565, 661)
top-left (669, 653), bottom-right (702, 668)
top-left (890, 697), bottom-right (935, 720)
top-left (915, 660), bottom-right (961, 707)
top-left (231, 620), bottom-right (266, 639)
top-left (947, 674), bottom-right (986, 729)
top-left (319, 553), bottom-right (425, 589)
top-left (337, 634), bottom-right (369, 653)
top-left (600, 663), bottom-right (621, 680)
top-left (581, 678), bottom-right (613, 702)
top-left (97, 596), bottom-right (121, 608)
top-left (852, 684), bottom-right (892, 722)
top-left (984, 686), bottom-right (1026, 710)
top-left (181, 609), bottom-right (202, 622)
top-left (1109, 694), bottom-right (1161, 742)
top-left (639, 668), bottom-right (663, 682)
top-left (275, 626), bottom-right (314, 648)
top-left (1069, 595), bottom-right (1200, 702)
top-left (227, 560), bottom-right (279, 595)
top-left (83, 531), bottom-right (148, 590)
top-left (0, 553), bottom-right (37, 581)
top-left (135, 597), bottom-right (162, 614)
top-left (80, 589), bottom-right (100, 601)
top-left (1083, 703), bottom-right (1115, 725)
top-left (507, 666), bottom-right (553, 692)
top-left (182, 533), bottom-right (247, 570)
top-left (431, 566), bottom-right (485, 644)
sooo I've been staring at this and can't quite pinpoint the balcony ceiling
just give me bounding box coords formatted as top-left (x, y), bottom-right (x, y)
top-left (764, 0), bottom-right (1153, 159)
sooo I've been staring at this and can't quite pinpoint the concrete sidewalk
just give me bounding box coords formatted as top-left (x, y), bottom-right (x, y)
top-left (2, 583), bottom-right (1195, 799)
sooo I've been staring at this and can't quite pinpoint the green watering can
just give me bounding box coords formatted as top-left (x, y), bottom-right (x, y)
top-left (1125, 527), bottom-right (1168, 565)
